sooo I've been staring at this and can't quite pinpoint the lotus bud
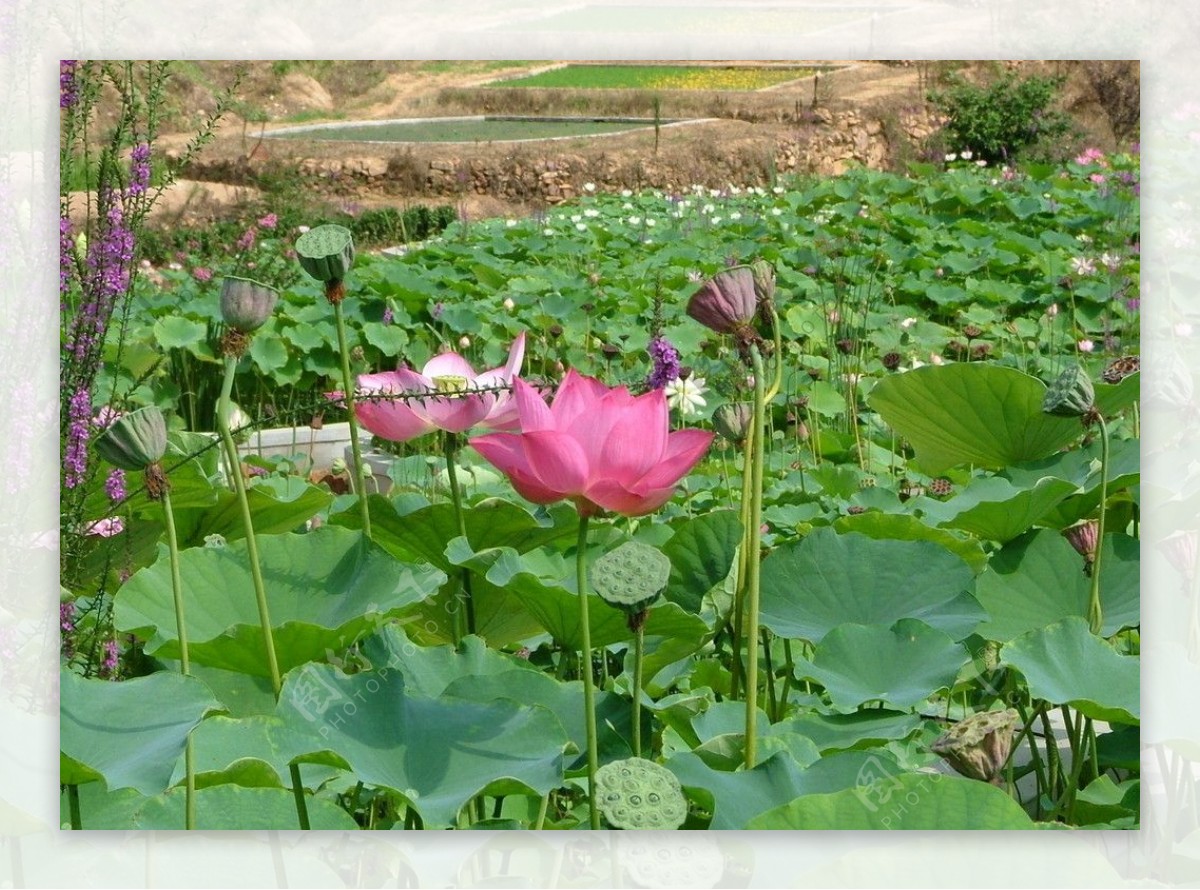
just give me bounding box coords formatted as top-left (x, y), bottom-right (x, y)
top-left (931, 708), bottom-right (1019, 784)
top-left (220, 276), bottom-right (278, 333)
top-left (595, 757), bottom-right (688, 829)
top-left (686, 265), bottom-right (758, 335)
top-left (295, 224), bottom-right (355, 303)
top-left (713, 401), bottom-right (754, 444)
top-left (1063, 520), bottom-right (1099, 574)
top-left (1042, 364), bottom-right (1096, 419)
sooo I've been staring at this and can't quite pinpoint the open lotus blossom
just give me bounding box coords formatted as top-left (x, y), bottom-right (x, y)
top-left (470, 369), bottom-right (714, 517)
top-left (353, 333), bottom-right (526, 442)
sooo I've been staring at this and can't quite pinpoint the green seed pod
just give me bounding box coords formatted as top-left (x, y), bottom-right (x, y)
top-left (712, 401), bottom-right (754, 444)
top-left (750, 258), bottom-right (776, 305)
top-left (93, 406), bottom-right (168, 472)
top-left (1042, 364), bottom-right (1096, 417)
top-left (590, 541), bottom-right (671, 616)
top-left (220, 276), bottom-right (279, 332)
top-left (595, 758), bottom-right (688, 829)
top-left (295, 224), bottom-right (355, 283)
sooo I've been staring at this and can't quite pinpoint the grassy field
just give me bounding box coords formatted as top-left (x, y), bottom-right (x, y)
top-left (492, 63), bottom-right (821, 91)
top-left (265, 117), bottom-right (664, 143)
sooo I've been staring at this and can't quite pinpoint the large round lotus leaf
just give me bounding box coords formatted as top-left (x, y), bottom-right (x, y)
top-left (60, 670), bottom-right (222, 795)
top-left (1000, 617), bottom-right (1140, 724)
top-left (595, 757), bottom-right (688, 829)
top-left (747, 772), bottom-right (1035, 829)
top-left (793, 619), bottom-right (968, 712)
top-left (974, 530), bottom-right (1139, 642)
top-left (760, 528), bottom-right (982, 643)
top-left (868, 363), bottom-right (1081, 473)
top-left (64, 782), bottom-right (356, 830)
top-left (115, 526), bottom-right (445, 676)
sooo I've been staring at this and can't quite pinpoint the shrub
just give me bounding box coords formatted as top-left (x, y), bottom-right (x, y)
top-left (928, 71), bottom-right (1077, 163)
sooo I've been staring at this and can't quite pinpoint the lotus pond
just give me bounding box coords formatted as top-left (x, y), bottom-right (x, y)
top-left (62, 143), bottom-right (1141, 830)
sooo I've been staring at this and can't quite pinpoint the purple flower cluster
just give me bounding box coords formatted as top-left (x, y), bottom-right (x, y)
top-left (101, 638), bottom-right (120, 679)
top-left (60, 60), bottom-right (79, 109)
top-left (646, 336), bottom-right (681, 390)
top-left (64, 196), bottom-right (133, 368)
top-left (127, 143), bottom-right (151, 195)
top-left (382, 306), bottom-right (394, 325)
top-left (104, 468), bottom-right (126, 502)
top-left (60, 602), bottom-right (77, 658)
top-left (60, 215), bottom-right (74, 303)
top-left (64, 388), bottom-right (92, 489)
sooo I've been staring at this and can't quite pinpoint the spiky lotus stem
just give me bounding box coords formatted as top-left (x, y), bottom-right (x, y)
top-left (332, 298), bottom-right (372, 540)
top-left (575, 513), bottom-right (601, 829)
top-left (744, 345), bottom-right (767, 769)
top-left (217, 354), bottom-right (310, 829)
top-left (160, 484), bottom-right (196, 829)
top-left (1088, 415), bottom-right (1111, 634)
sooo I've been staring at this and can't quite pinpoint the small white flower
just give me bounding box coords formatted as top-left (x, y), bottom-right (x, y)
top-left (459, 336), bottom-right (471, 349)
top-left (929, 353), bottom-right (945, 365)
top-left (503, 297), bottom-right (516, 311)
top-left (505, 218), bottom-right (517, 227)
top-left (621, 189), bottom-right (633, 198)
top-left (729, 212), bottom-right (741, 221)
top-left (1101, 252), bottom-right (1121, 271)
top-left (570, 214), bottom-right (582, 223)
top-left (168, 262), bottom-right (182, 271)
top-left (645, 218), bottom-right (656, 227)
top-left (772, 186), bottom-right (785, 195)
top-left (976, 159), bottom-right (988, 167)
top-left (710, 216), bottom-right (723, 225)
top-left (627, 216), bottom-right (642, 226)
top-left (945, 153), bottom-right (958, 162)
top-left (703, 203), bottom-right (716, 214)
top-left (664, 376), bottom-right (708, 416)
top-left (1077, 339), bottom-right (1095, 353)
top-left (297, 225), bottom-right (310, 234)
top-left (543, 228), bottom-right (554, 236)
top-left (1076, 233), bottom-right (1093, 243)
top-left (961, 149), bottom-right (974, 160)
top-left (622, 202), bottom-right (634, 210)
top-left (575, 223), bottom-right (587, 232)
top-left (900, 317), bottom-right (918, 329)
top-left (1071, 256), bottom-right (1097, 276)
top-left (583, 182), bottom-right (596, 192)
top-left (771, 207), bottom-right (783, 216)
top-left (584, 208), bottom-right (600, 218)
top-left (204, 534), bottom-right (227, 548)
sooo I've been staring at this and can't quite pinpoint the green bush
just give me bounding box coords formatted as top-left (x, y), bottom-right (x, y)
top-left (928, 71), bottom-right (1077, 163)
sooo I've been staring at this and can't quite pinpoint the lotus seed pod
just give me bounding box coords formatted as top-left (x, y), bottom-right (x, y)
top-left (750, 258), bottom-right (776, 306)
top-left (93, 406), bottom-right (168, 472)
top-left (595, 758), bottom-right (688, 829)
top-left (712, 402), bottom-right (754, 444)
top-left (931, 708), bottom-right (1019, 784)
top-left (220, 276), bottom-right (279, 332)
top-left (591, 541), bottom-right (672, 615)
top-left (1042, 364), bottom-right (1095, 418)
top-left (295, 224), bottom-right (355, 284)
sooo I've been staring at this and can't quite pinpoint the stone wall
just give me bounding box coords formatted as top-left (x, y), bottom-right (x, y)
top-left (193, 108), bottom-right (944, 207)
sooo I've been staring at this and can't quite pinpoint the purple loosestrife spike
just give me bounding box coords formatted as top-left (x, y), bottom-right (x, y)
top-left (645, 337), bottom-right (681, 390)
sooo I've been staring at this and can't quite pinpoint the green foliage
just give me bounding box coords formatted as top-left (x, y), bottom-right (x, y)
top-left (929, 72), bottom-right (1077, 163)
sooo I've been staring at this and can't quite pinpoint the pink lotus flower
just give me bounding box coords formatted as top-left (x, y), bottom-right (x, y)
top-left (470, 369), bottom-right (714, 517)
top-left (354, 333), bottom-right (526, 441)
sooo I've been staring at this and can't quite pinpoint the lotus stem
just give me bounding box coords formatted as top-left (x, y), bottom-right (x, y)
top-left (443, 434), bottom-right (476, 641)
top-left (744, 346), bottom-right (767, 769)
top-left (332, 299), bottom-right (372, 540)
top-left (160, 486), bottom-right (195, 829)
top-left (575, 513), bottom-right (601, 829)
top-left (632, 623), bottom-right (645, 758)
top-left (729, 423), bottom-right (755, 701)
top-left (67, 784), bottom-right (81, 830)
top-left (1088, 415), bottom-right (1110, 634)
top-left (217, 356), bottom-right (310, 830)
